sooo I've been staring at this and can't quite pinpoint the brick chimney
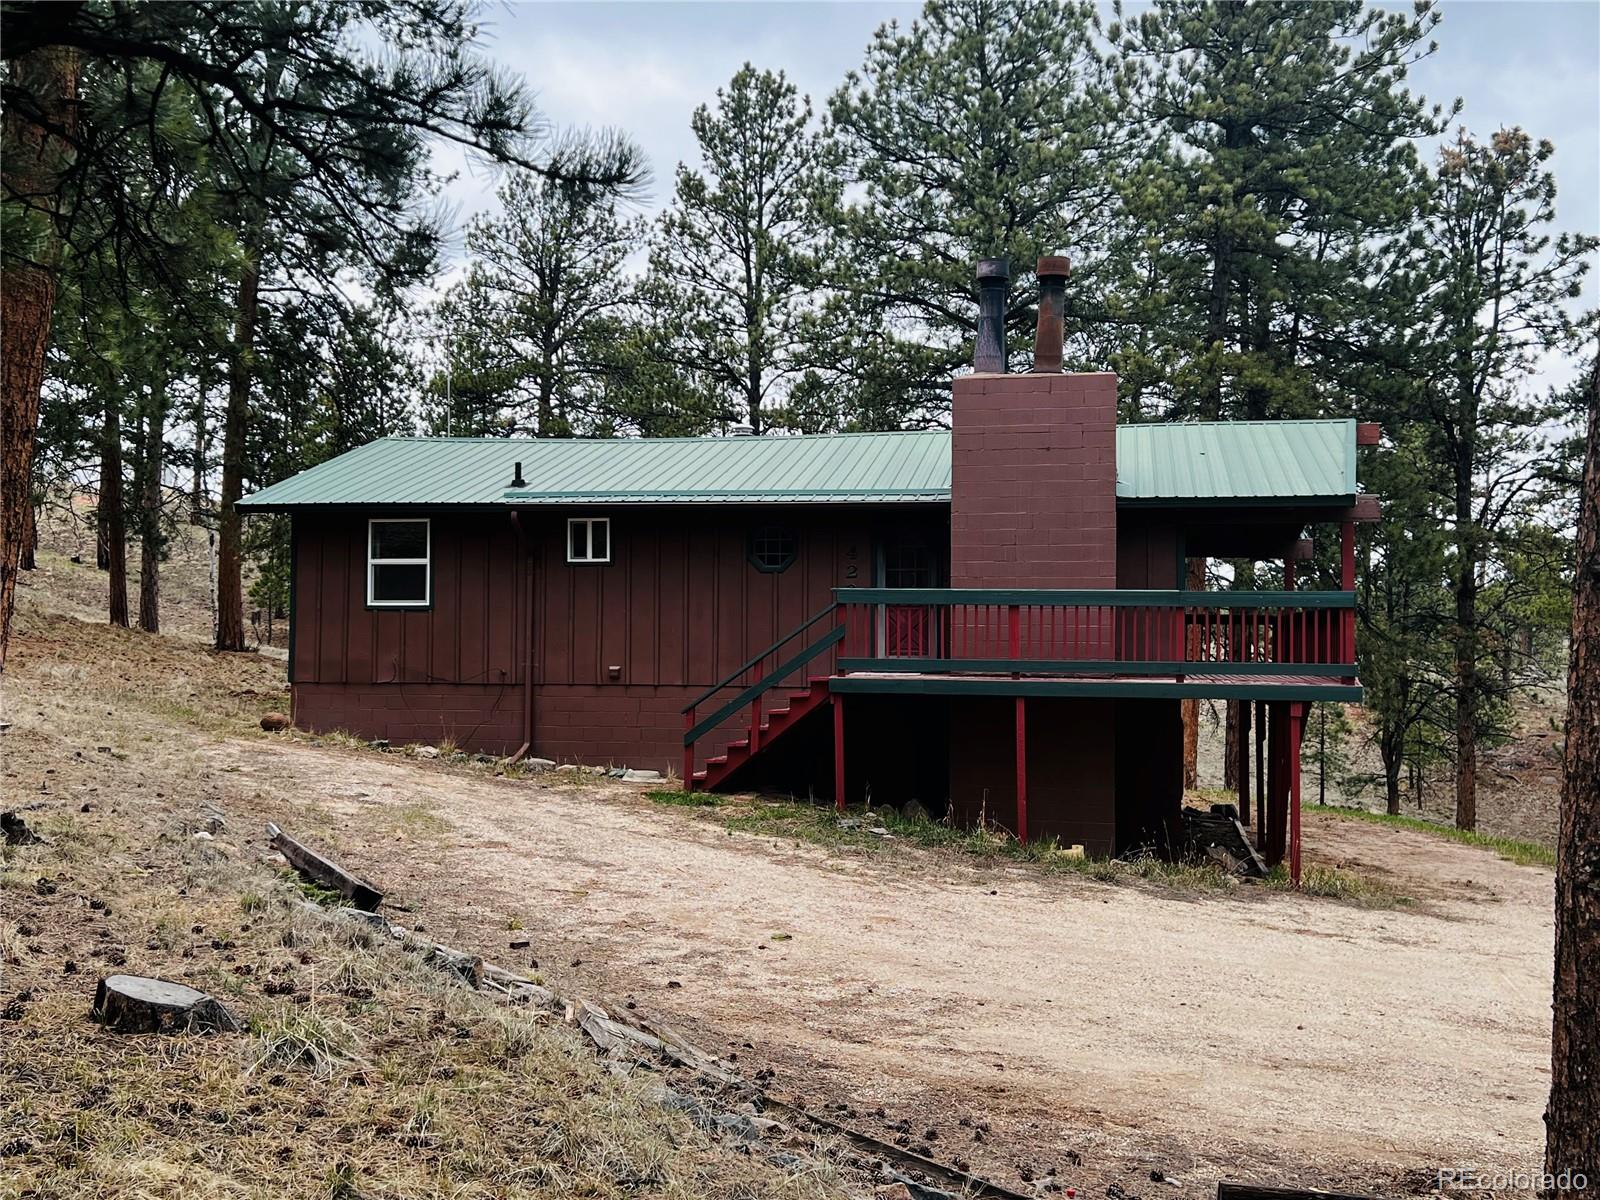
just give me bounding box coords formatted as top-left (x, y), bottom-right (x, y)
top-left (949, 255), bottom-right (1116, 589)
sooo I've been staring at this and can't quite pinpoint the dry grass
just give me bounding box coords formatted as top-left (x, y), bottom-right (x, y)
top-left (1307, 803), bottom-right (1556, 868)
top-left (0, 597), bottom-right (840, 1199)
top-left (0, 803), bottom-right (839, 1200)
top-left (646, 792), bottom-right (1418, 907)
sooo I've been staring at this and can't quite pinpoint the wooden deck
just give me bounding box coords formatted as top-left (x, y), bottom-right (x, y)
top-left (830, 669), bottom-right (1361, 702)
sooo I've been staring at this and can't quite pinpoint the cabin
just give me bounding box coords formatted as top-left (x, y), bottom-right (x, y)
top-left (239, 257), bottom-right (1377, 883)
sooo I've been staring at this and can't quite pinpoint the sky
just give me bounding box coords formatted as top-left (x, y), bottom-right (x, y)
top-left (432, 0), bottom-right (1600, 384)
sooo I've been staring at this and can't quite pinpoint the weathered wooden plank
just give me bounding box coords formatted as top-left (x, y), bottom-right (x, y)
top-left (1218, 1184), bottom-right (1379, 1200)
top-left (266, 822), bottom-right (383, 910)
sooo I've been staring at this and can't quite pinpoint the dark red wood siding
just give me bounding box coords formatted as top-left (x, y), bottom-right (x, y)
top-left (289, 505), bottom-right (944, 767)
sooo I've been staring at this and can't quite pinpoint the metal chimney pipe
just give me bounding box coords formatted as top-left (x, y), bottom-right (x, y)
top-left (973, 257), bottom-right (1011, 374)
top-left (1031, 254), bottom-right (1071, 373)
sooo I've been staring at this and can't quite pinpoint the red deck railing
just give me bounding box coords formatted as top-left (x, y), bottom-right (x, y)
top-left (833, 588), bottom-right (1356, 678)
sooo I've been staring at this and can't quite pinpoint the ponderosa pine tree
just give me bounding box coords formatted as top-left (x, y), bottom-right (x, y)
top-left (0, 42), bottom-right (76, 668)
top-left (1546, 356), bottom-right (1599, 1194)
top-left (645, 65), bottom-right (831, 434)
top-left (1358, 424), bottom-right (1455, 813)
top-left (432, 134), bottom-right (649, 438)
top-left (1109, 0), bottom-right (1448, 422)
top-left (0, 1), bottom-right (643, 657)
top-left (1109, 0), bottom-right (1450, 772)
top-left (1406, 129), bottom-right (1595, 830)
top-left (817, 0), bottom-right (1124, 427)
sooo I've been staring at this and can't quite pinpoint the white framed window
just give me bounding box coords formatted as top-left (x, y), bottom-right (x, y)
top-left (567, 517), bottom-right (610, 564)
top-left (367, 518), bottom-right (430, 606)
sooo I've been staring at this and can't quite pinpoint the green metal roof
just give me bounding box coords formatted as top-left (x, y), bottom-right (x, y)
top-left (1115, 419), bottom-right (1357, 504)
top-left (238, 431), bottom-right (952, 508)
top-left (238, 419), bottom-right (1357, 510)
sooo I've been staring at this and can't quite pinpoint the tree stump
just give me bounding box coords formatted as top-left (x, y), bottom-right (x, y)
top-left (2, 811), bottom-right (42, 845)
top-left (92, 975), bottom-right (242, 1034)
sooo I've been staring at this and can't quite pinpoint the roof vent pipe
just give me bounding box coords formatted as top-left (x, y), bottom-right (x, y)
top-left (1031, 255), bottom-right (1070, 373)
top-left (973, 257), bottom-right (1010, 374)
top-left (511, 461), bottom-right (525, 487)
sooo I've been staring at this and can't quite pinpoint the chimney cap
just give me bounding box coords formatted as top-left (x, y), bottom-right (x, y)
top-left (1036, 254), bottom-right (1071, 280)
top-left (729, 423), bottom-right (755, 437)
top-left (976, 257), bottom-right (1011, 281)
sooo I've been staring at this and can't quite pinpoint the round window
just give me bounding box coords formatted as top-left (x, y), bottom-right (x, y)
top-left (749, 525), bottom-right (798, 573)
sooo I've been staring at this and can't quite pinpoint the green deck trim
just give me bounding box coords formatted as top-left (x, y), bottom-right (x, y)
top-left (837, 657), bottom-right (1357, 677)
top-left (830, 675), bottom-right (1363, 702)
top-left (683, 603), bottom-right (839, 714)
top-left (240, 418), bottom-right (1358, 510)
top-left (835, 587), bottom-right (1355, 608)
top-left (684, 625), bottom-right (843, 745)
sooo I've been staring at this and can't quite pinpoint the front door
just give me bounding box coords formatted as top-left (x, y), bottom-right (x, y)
top-left (879, 536), bottom-right (944, 658)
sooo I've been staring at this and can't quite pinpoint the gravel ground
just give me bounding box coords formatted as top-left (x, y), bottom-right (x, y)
top-left (2, 598), bottom-right (1557, 1198)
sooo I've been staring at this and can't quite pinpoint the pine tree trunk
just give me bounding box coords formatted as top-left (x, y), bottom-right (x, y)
top-left (190, 366), bottom-right (209, 525)
top-left (20, 500), bottom-right (37, 571)
top-left (216, 257), bottom-right (260, 652)
top-left (1545, 361), bottom-right (1599, 1190)
top-left (100, 405), bottom-right (128, 628)
top-left (1224, 700), bottom-right (1239, 790)
top-left (0, 46), bottom-right (77, 671)
top-left (1454, 477), bottom-right (1477, 832)
top-left (1383, 748), bottom-right (1402, 816)
top-left (138, 383), bottom-right (167, 633)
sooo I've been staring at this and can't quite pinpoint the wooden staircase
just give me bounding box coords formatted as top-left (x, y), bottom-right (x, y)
top-left (682, 604), bottom-right (844, 794)
top-left (692, 677), bottom-right (833, 792)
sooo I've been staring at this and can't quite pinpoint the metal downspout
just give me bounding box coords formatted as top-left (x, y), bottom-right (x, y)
top-left (507, 510), bottom-right (535, 763)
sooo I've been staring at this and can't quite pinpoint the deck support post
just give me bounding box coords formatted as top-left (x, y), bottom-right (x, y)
top-left (1266, 701), bottom-right (1288, 866)
top-left (1288, 701), bottom-right (1304, 887)
top-left (1014, 696), bottom-right (1028, 844)
top-left (833, 695), bottom-right (845, 813)
top-left (1236, 699), bottom-right (1251, 824)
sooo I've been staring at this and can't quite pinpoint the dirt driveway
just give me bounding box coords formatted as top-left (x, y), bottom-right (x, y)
top-left (180, 732), bottom-right (1554, 1195)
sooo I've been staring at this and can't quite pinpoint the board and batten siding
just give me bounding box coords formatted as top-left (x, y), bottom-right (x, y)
top-left (288, 505), bottom-right (945, 764)
top-left (293, 513), bottom-right (525, 688)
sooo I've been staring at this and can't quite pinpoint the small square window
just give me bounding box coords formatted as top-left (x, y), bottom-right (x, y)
top-left (568, 517), bottom-right (610, 564)
top-left (368, 519), bottom-right (430, 607)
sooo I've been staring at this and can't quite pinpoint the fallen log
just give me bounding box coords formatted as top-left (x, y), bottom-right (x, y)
top-left (1218, 1184), bottom-right (1380, 1200)
top-left (576, 1000), bottom-right (668, 1057)
top-left (328, 906), bottom-right (489, 988)
top-left (266, 822), bottom-right (383, 910)
top-left (93, 975), bottom-right (242, 1034)
top-left (422, 942), bottom-right (485, 988)
top-left (302, 893), bottom-right (1024, 1200)
top-left (756, 1092), bottom-right (1029, 1200)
